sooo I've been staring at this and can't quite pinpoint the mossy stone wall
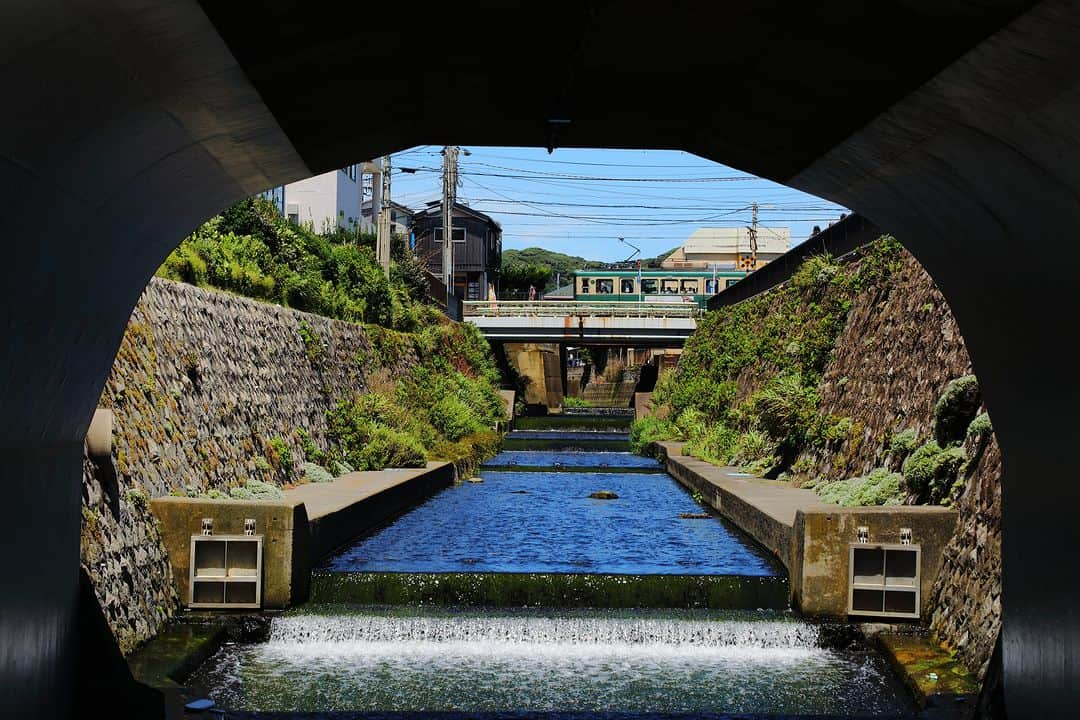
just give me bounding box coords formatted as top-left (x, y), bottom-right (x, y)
top-left (81, 278), bottom-right (422, 654)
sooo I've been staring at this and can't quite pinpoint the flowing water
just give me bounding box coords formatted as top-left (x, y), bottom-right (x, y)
top-left (185, 413), bottom-right (914, 715)
top-left (186, 609), bottom-right (910, 713)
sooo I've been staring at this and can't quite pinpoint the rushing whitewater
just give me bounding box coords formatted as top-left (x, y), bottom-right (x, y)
top-left (187, 611), bottom-right (909, 714)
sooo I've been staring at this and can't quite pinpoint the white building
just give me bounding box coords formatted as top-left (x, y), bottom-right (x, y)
top-left (662, 226), bottom-right (791, 271)
top-left (262, 160), bottom-right (386, 232)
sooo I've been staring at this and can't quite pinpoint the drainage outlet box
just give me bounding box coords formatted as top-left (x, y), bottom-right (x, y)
top-left (847, 542), bottom-right (920, 619)
top-left (188, 534), bottom-right (263, 609)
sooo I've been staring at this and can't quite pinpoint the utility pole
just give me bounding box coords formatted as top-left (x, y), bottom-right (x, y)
top-left (376, 155), bottom-right (392, 277)
top-left (748, 201), bottom-right (759, 270)
top-left (441, 146), bottom-right (460, 303)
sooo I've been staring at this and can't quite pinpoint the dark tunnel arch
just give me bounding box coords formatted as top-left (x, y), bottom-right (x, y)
top-left (2, 1), bottom-right (1078, 717)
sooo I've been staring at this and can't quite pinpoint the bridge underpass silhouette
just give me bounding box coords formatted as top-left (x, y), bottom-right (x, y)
top-left (2, 1), bottom-right (1076, 717)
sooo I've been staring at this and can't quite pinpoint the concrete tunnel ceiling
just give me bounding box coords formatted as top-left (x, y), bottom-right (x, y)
top-left (5, 0), bottom-right (1080, 717)
top-left (198, 0), bottom-right (1037, 178)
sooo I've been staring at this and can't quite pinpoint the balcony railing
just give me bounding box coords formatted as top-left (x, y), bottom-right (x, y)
top-left (462, 300), bottom-right (703, 319)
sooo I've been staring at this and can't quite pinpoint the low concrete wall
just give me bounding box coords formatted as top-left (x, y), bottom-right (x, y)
top-left (661, 448), bottom-right (796, 572)
top-left (793, 507), bottom-right (957, 617)
top-left (149, 498), bottom-right (311, 610)
top-left (655, 441), bottom-right (959, 618)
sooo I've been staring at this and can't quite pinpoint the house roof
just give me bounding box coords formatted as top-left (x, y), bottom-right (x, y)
top-left (682, 227), bottom-right (790, 255)
top-left (417, 201), bottom-right (502, 230)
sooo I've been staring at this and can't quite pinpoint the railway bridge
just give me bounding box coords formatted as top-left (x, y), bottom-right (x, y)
top-left (463, 301), bottom-right (699, 346)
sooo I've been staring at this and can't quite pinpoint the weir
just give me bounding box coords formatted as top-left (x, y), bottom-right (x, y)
top-left (179, 412), bottom-right (922, 715)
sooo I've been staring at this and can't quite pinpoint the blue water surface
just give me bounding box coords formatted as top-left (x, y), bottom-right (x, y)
top-left (323, 469), bottom-right (781, 576)
top-left (484, 450), bottom-right (662, 469)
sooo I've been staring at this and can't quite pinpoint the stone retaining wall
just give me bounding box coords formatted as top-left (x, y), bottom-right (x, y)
top-left (81, 278), bottom-right (420, 654)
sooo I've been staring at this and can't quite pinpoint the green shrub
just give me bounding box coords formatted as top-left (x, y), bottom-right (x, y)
top-left (298, 321), bottom-right (322, 361)
top-left (430, 395), bottom-right (486, 441)
top-left (751, 373), bottom-right (818, 451)
top-left (629, 416), bottom-right (678, 453)
top-left (889, 428), bottom-right (919, 457)
top-left (730, 429), bottom-right (778, 474)
top-left (816, 468), bottom-right (905, 506)
top-left (266, 436), bottom-right (293, 478)
top-left (686, 423), bottom-right (739, 465)
top-left (296, 427), bottom-right (323, 464)
top-left (301, 461), bottom-right (335, 483)
top-left (674, 407), bottom-right (709, 442)
top-left (563, 396), bottom-right (592, 408)
top-left (966, 412), bottom-right (993, 439)
top-left (229, 478), bottom-right (284, 500)
top-left (902, 441), bottom-right (967, 504)
top-left (351, 425), bottom-right (426, 470)
top-left (791, 252), bottom-right (840, 295)
top-left (430, 429), bottom-right (502, 478)
top-left (934, 375), bottom-right (981, 445)
top-left (332, 459), bottom-right (354, 475)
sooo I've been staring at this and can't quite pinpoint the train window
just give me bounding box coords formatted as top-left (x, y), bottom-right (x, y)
top-left (642, 278), bottom-right (658, 294)
top-left (620, 278), bottom-right (635, 294)
top-left (681, 279), bottom-right (699, 293)
top-left (596, 279), bottom-right (614, 294)
top-left (705, 279), bottom-right (717, 294)
top-left (580, 278), bottom-right (590, 294)
top-left (661, 279), bottom-right (679, 294)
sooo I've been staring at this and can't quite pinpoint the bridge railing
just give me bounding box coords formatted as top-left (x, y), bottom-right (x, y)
top-left (462, 300), bottom-right (703, 319)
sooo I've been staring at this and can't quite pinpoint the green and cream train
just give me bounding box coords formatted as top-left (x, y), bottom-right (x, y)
top-left (572, 269), bottom-right (746, 308)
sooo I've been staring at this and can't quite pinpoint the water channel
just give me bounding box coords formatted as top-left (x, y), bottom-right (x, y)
top-left (186, 413), bottom-right (914, 715)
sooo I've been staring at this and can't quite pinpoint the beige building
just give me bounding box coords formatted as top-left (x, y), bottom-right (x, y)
top-left (662, 226), bottom-right (791, 271)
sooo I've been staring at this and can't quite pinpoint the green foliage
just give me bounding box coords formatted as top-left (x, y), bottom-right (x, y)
top-left (502, 263), bottom-right (553, 294)
top-left (934, 375), bottom-right (981, 445)
top-left (629, 416), bottom-right (679, 453)
top-left (562, 396), bottom-right (592, 408)
top-left (158, 197), bottom-right (426, 329)
top-left (295, 427), bottom-right (323, 464)
top-left (685, 424), bottom-right (740, 466)
top-left (730, 429), bottom-right (778, 474)
top-left (298, 321), bottom-right (322, 361)
top-left (354, 425), bottom-right (427, 469)
top-left (816, 468), bottom-right (905, 506)
top-left (229, 478), bottom-right (284, 500)
top-left (966, 412), bottom-right (993, 439)
top-left (331, 459), bottom-right (355, 476)
top-left (430, 430), bottom-right (502, 479)
top-left (903, 441), bottom-right (967, 504)
top-left (266, 436), bottom-right (293, 478)
top-left (502, 248), bottom-right (588, 290)
top-left (429, 395), bottom-right (486, 442)
top-left (750, 374), bottom-right (818, 454)
top-left (648, 237), bottom-right (908, 479)
top-left (790, 253), bottom-right (840, 296)
top-left (123, 487), bottom-right (149, 511)
top-left (889, 428), bottom-right (919, 457)
top-left (300, 461), bottom-right (335, 484)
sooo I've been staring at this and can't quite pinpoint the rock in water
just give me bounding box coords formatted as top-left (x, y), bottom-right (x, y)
top-left (589, 490), bottom-right (619, 499)
top-left (679, 512), bottom-right (710, 519)
top-left (466, 477), bottom-right (484, 483)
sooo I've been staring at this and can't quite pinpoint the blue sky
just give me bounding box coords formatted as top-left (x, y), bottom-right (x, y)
top-left (388, 146), bottom-right (848, 263)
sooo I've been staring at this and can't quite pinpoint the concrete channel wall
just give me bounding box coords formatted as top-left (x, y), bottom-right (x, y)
top-left (654, 442), bottom-right (958, 619)
top-left (150, 462), bottom-right (456, 610)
